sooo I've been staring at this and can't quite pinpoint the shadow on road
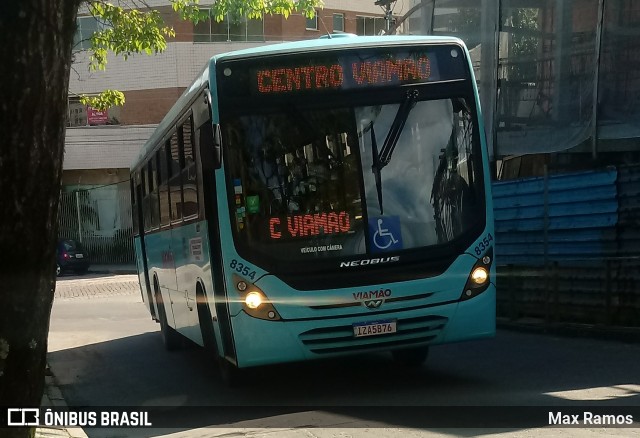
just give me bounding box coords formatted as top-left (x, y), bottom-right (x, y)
top-left (47, 329), bottom-right (640, 437)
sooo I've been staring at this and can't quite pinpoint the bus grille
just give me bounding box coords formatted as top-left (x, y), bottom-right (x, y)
top-left (298, 315), bottom-right (448, 355)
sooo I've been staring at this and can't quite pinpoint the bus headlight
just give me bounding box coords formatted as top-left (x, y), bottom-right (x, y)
top-left (245, 291), bottom-right (263, 309)
top-left (460, 248), bottom-right (493, 301)
top-left (470, 267), bottom-right (489, 285)
top-left (233, 274), bottom-right (282, 321)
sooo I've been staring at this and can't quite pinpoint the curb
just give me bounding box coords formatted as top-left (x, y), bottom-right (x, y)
top-left (38, 371), bottom-right (89, 438)
top-left (89, 270), bottom-right (137, 275)
top-left (88, 266), bottom-right (137, 275)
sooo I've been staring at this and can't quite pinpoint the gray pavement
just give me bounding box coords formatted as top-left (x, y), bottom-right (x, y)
top-left (40, 273), bottom-right (640, 438)
top-left (37, 273), bottom-right (140, 438)
top-left (38, 374), bottom-right (89, 438)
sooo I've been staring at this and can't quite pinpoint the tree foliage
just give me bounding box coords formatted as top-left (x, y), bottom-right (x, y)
top-left (81, 0), bottom-right (322, 110)
top-left (0, 2), bottom-right (322, 437)
top-left (507, 8), bottom-right (539, 82)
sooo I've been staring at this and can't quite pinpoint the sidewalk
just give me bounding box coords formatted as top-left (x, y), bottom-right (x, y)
top-left (40, 264), bottom-right (137, 438)
top-left (37, 372), bottom-right (88, 438)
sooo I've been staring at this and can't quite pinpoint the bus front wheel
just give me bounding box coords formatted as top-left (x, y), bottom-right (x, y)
top-left (392, 346), bottom-right (429, 368)
top-left (218, 359), bottom-right (244, 388)
top-left (195, 284), bottom-right (244, 387)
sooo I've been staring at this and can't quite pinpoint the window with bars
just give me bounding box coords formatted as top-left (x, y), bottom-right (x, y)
top-left (73, 16), bottom-right (107, 50)
top-left (333, 13), bottom-right (344, 33)
top-left (306, 12), bottom-right (318, 30)
top-left (355, 16), bottom-right (391, 36)
top-left (194, 11), bottom-right (264, 42)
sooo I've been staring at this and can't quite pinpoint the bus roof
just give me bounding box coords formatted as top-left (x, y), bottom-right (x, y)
top-left (131, 35), bottom-right (466, 171)
top-left (210, 35), bottom-right (464, 62)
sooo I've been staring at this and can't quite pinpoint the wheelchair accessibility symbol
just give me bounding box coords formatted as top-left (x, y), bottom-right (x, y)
top-left (368, 216), bottom-right (403, 253)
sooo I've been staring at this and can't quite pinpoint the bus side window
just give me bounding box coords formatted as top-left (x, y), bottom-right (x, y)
top-left (142, 165), bottom-right (151, 232)
top-left (131, 177), bottom-right (139, 236)
top-left (148, 157), bottom-right (160, 230)
top-left (169, 131), bottom-right (183, 223)
top-left (158, 144), bottom-right (171, 228)
top-left (181, 115), bottom-right (199, 219)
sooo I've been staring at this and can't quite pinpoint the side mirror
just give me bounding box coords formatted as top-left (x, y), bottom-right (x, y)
top-left (213, 123), bottom-right (222, 169)
top-left (201, 89), bottom-right (222, 170)
top-left (199, 122), bottom-right (222, 171)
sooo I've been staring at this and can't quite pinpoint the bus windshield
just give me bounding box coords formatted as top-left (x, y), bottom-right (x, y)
top-left (223, 93), bottom-right (483, 267)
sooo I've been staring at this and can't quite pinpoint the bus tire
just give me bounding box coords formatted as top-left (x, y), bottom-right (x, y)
top-left (154, 280), bottom-right (182, 351)
top-left (196, 284), bottom-right (242, 386)
top-left (392, 346), bottom-right (429, 368)
top-left (218, 358), bottom-right (243, 388)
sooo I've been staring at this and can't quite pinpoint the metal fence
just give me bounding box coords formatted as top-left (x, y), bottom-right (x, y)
top-left (493, 164), bottom-right (640, 327)
top-left (58, 181), bottom-right (134, 264)
top-left (493, 168), bottom-right (619, 265)
top-left (498, 260), bottom-right (640, 327)
top-left (618, 165), bottom-right (640, 258)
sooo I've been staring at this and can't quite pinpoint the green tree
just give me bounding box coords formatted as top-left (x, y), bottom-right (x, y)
top-left (507, 8), bottom-right (539, 82)
top-left (0, 1), bottom-right (319, 437)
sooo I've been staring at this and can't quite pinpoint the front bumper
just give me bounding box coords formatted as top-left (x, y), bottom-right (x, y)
top-left (230, 284), bottom-right (495, 368)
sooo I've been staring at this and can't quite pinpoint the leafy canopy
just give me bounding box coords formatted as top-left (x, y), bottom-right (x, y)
top-left (79, 0), bottom-right (322, 110)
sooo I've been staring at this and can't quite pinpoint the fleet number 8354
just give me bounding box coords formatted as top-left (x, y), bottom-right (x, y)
top-left (229, 259), bottom-right (257, 280)
top-left (474, 233), bottom-right (493, 256)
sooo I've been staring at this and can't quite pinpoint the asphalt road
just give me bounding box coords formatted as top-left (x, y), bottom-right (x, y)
top-left (47, 274), bottom-right (640, 437)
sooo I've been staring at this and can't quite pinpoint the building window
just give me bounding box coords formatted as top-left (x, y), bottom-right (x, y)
top-left (73, 16), bottom-right (105, 51)
top-left (194, 11), bottom-right (264, 42)
top-left (67, 99), bottom-right (88, 127)
top-left (306, 12), bottom-right (318, 30)
top-left (333, 13), bottom-right (344, 33)
top-left (356, 15), bottom-right (390, 36)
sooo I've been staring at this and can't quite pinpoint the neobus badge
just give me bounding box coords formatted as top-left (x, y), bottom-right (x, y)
top-left (339, 256), bottom-right (400, 268)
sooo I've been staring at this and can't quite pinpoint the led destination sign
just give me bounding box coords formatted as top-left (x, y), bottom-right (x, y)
top-left (218, 45), bottom-right (468, 99)
top-left (269, 211), bottom-right (351, 240)
top-left (257, 56), bottom-right (432, 94)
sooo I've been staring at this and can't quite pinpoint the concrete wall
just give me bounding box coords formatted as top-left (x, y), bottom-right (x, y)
top-left (64, 125), bottom-right (156, 170)
top-left (62, 169), bottom-right (131, 187)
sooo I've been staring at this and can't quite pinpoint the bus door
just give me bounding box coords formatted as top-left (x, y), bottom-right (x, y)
top-left (133, 175), bottom-right (155, 319)
top-left (158, 133), bottom-right (182, 329)
top-left (171, 112), bottom-right (201, 339)
top-left (194, 87), bottom-right (236, 360)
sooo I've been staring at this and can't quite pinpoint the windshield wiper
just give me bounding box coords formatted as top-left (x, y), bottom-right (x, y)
top-left (370, 89), bottom-right (419, 215)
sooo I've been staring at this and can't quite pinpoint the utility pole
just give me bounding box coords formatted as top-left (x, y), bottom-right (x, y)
top-left (375, 0), bottom-right (397, 34)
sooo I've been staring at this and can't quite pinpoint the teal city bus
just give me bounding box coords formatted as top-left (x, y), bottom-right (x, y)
top-left (130, 35), bottom-right (495, 382)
